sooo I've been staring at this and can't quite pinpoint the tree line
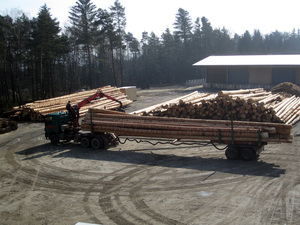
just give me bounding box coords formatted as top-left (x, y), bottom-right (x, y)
top-left (1, 0), bottom-right (300, 111)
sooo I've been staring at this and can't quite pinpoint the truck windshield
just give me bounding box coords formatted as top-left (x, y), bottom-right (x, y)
top-left (45, 117), bottom-right (52, 123)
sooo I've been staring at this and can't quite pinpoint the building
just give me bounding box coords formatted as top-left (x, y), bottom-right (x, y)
top-left (193, 55), bottom-right (300, 89)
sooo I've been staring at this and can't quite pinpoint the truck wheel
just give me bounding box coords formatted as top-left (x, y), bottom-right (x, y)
top-left (225, 146), bottom-right (240, 160)
top-left (241, 148), bottom-right (256, 161)
top-left (91, 137), bottom-right (104, 149)
top-left (50, 134), bottom-right (59, 145)
top-left (80, 136), bottom-right (90, 148)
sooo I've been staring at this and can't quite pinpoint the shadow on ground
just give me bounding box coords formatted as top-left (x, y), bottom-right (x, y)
top-left (16, 141), bottom-right (285, 178)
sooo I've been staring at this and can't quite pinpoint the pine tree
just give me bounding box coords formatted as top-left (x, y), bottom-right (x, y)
top-left (173, 8), bottom-right (193, 82)
top-left (161, 28), bottom-right (176, 84)
top-left (173, 8), bottom-right (193, 45)
top-left (238, 30), bottom-right (252, 54)
top-left (32, 4), bottom-right (61, 98)
top-left (68, 0), bottom-right (97, 89)
top-left (110, 0), bottom-right (126, 86)
top-left (95, 8), bottom-right (119, 86)
top-left (201, 17), bottom-right (213, 57)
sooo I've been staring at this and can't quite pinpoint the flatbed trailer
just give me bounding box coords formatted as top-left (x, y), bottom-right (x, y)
top-left (79, 109), bottom-right (293, 161)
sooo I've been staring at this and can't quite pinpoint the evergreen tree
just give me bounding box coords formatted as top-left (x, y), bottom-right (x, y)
top-left (124, 32), bottom-right (139, 84)
top-left (147, 32), bottom-right (161, 85)
top-left (68, 0), bottom-right (97, 89)
top-left (125, 32), bottom-right (140, 59)
top-left (238, 30), bottom-right (252, 54)
top-left (32, 4), bottom-right (61, 98)
top-left (110, 0), bottom-right (126, 86)
top-left (0, 15), bottom-right (13, 104)
top-left (173, 8), bottom-right (193, 81)
top-left (285, 29), bottom-right (300, 53)
top-left (173, 8), bottom-right (193, 48)
top-left (251, 29), bottom-right (264, 54)
top-left (95, 8), bottom-right (119, 86)
top-left (213, 27), bottom-right (234, 55)
top-left (192, 17), bottom-right (203, 60)
top-left (161, 28), bottom-right (176, 84)
top-left (1, 14), bottom-right (33, 104)
top-left (201, 17), bottom-right (213, 57)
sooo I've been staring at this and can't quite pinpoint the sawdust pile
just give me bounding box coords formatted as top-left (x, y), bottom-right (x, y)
top-left (270, 82), bottom-right (300, 97)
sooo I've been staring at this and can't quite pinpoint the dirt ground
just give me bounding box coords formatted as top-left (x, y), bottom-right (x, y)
top-left (1, 85), bottom-right (300, 225)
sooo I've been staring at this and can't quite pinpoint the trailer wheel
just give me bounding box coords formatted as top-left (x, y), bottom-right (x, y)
top-left (50, 134), bottom-right (59, 145)
top-left (225, 145), bottom-right (240, 160)
top-left (241, 147), bottom-right (256, 161)
top-left (91, 137), bottom-right (104, 149)
top-left (80, 136), bottom-right (90, 148)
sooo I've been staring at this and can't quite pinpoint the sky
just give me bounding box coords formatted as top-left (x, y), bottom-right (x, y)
top-left (1, 0), bottom-right (300, 40)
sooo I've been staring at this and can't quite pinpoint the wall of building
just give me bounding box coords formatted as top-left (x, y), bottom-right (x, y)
top-left (228, 66), bottom-right (249, 84)
top-left (206, 65), bottom-right (300, 89)
top-left (249, 67), bottom-right (272, 84)
top-left (296, 68), bottom-right (300, 84)
top-left (272, 67), bottom-right (297, 84)
top-left (207, 66), bottom-right (227, 83)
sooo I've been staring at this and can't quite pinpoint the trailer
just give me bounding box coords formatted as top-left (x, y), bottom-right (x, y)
top-left (79, 108), bottom-right (293, 161)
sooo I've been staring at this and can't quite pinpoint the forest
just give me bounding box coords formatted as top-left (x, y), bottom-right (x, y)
top-left (1, 0), bottom-right (300, 112)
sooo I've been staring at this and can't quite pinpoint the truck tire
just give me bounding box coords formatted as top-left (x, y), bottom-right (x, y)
top-left (50, 134), bottom-right (59, 145)
top-left (91, 137), bottom-right (104, 149)
top-left (241, 147), bottom-right (256, 161)
top-left (225, 145), bottom-right (240, 160)
top-left (80, 136), bottom-right (90, 148)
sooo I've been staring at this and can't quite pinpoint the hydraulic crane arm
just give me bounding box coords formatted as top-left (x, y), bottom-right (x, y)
top-left (76, 89), bottom-right (123, 111)
top-left (67, 89), bottom-right (124, 130)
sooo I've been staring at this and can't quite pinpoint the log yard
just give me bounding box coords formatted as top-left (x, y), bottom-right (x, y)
top-left (1, 83), bottom-right (300, 224)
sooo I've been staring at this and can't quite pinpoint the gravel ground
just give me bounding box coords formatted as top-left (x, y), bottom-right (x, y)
top-left (1, 85), bottom-right (300, 225)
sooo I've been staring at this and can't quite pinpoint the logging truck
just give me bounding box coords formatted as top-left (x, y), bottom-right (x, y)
top-left (44, 90), bottom-right (293, 161)
top-left (44, 90), bottom-right (122, 149)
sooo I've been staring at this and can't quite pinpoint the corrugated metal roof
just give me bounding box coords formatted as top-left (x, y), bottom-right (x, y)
top-left (193, 55), bottom-right (300, 66)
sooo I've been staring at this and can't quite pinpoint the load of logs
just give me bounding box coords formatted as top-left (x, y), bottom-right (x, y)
top-left (134, 88), bottom-right (300, 125)
top-left (4, 86), bottom-right (132, 121)
top-left (82, 108), bottom-right (293, 144)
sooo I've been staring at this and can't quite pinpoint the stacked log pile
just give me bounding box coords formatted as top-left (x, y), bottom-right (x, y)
top-left (0, 118), bottom-right (18, 134)
top-left (5, 86), bottom-right (132, 121)
top-left (132, 91), bottom-right (216, 116)
top-left (82, 109), bottom-right (293, 144)
top-left (134, 88), bottom-right (300, 125)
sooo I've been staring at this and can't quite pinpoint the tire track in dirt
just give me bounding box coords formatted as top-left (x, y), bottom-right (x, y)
top-left (94, 157), bottom-right (248, 224)
top-left (126, 167), bottom-right (185, 225)
top-left (123, 154), bottom-right (286, 225)
top-left (86, 150), bottom-right (287, 224)
top-left (3, 134), bottom-right (141, 194)
top-left (83, 165), bottom-right (182, 224)
top-left (2, 127), bottom-right (189, 224)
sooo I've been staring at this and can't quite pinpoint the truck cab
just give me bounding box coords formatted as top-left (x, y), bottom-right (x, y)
top-left (45, 111), bottom-right (73, 144)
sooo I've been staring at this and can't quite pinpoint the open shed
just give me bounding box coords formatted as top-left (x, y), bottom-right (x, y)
top-left (193, 55), bottom-right (300, 89)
